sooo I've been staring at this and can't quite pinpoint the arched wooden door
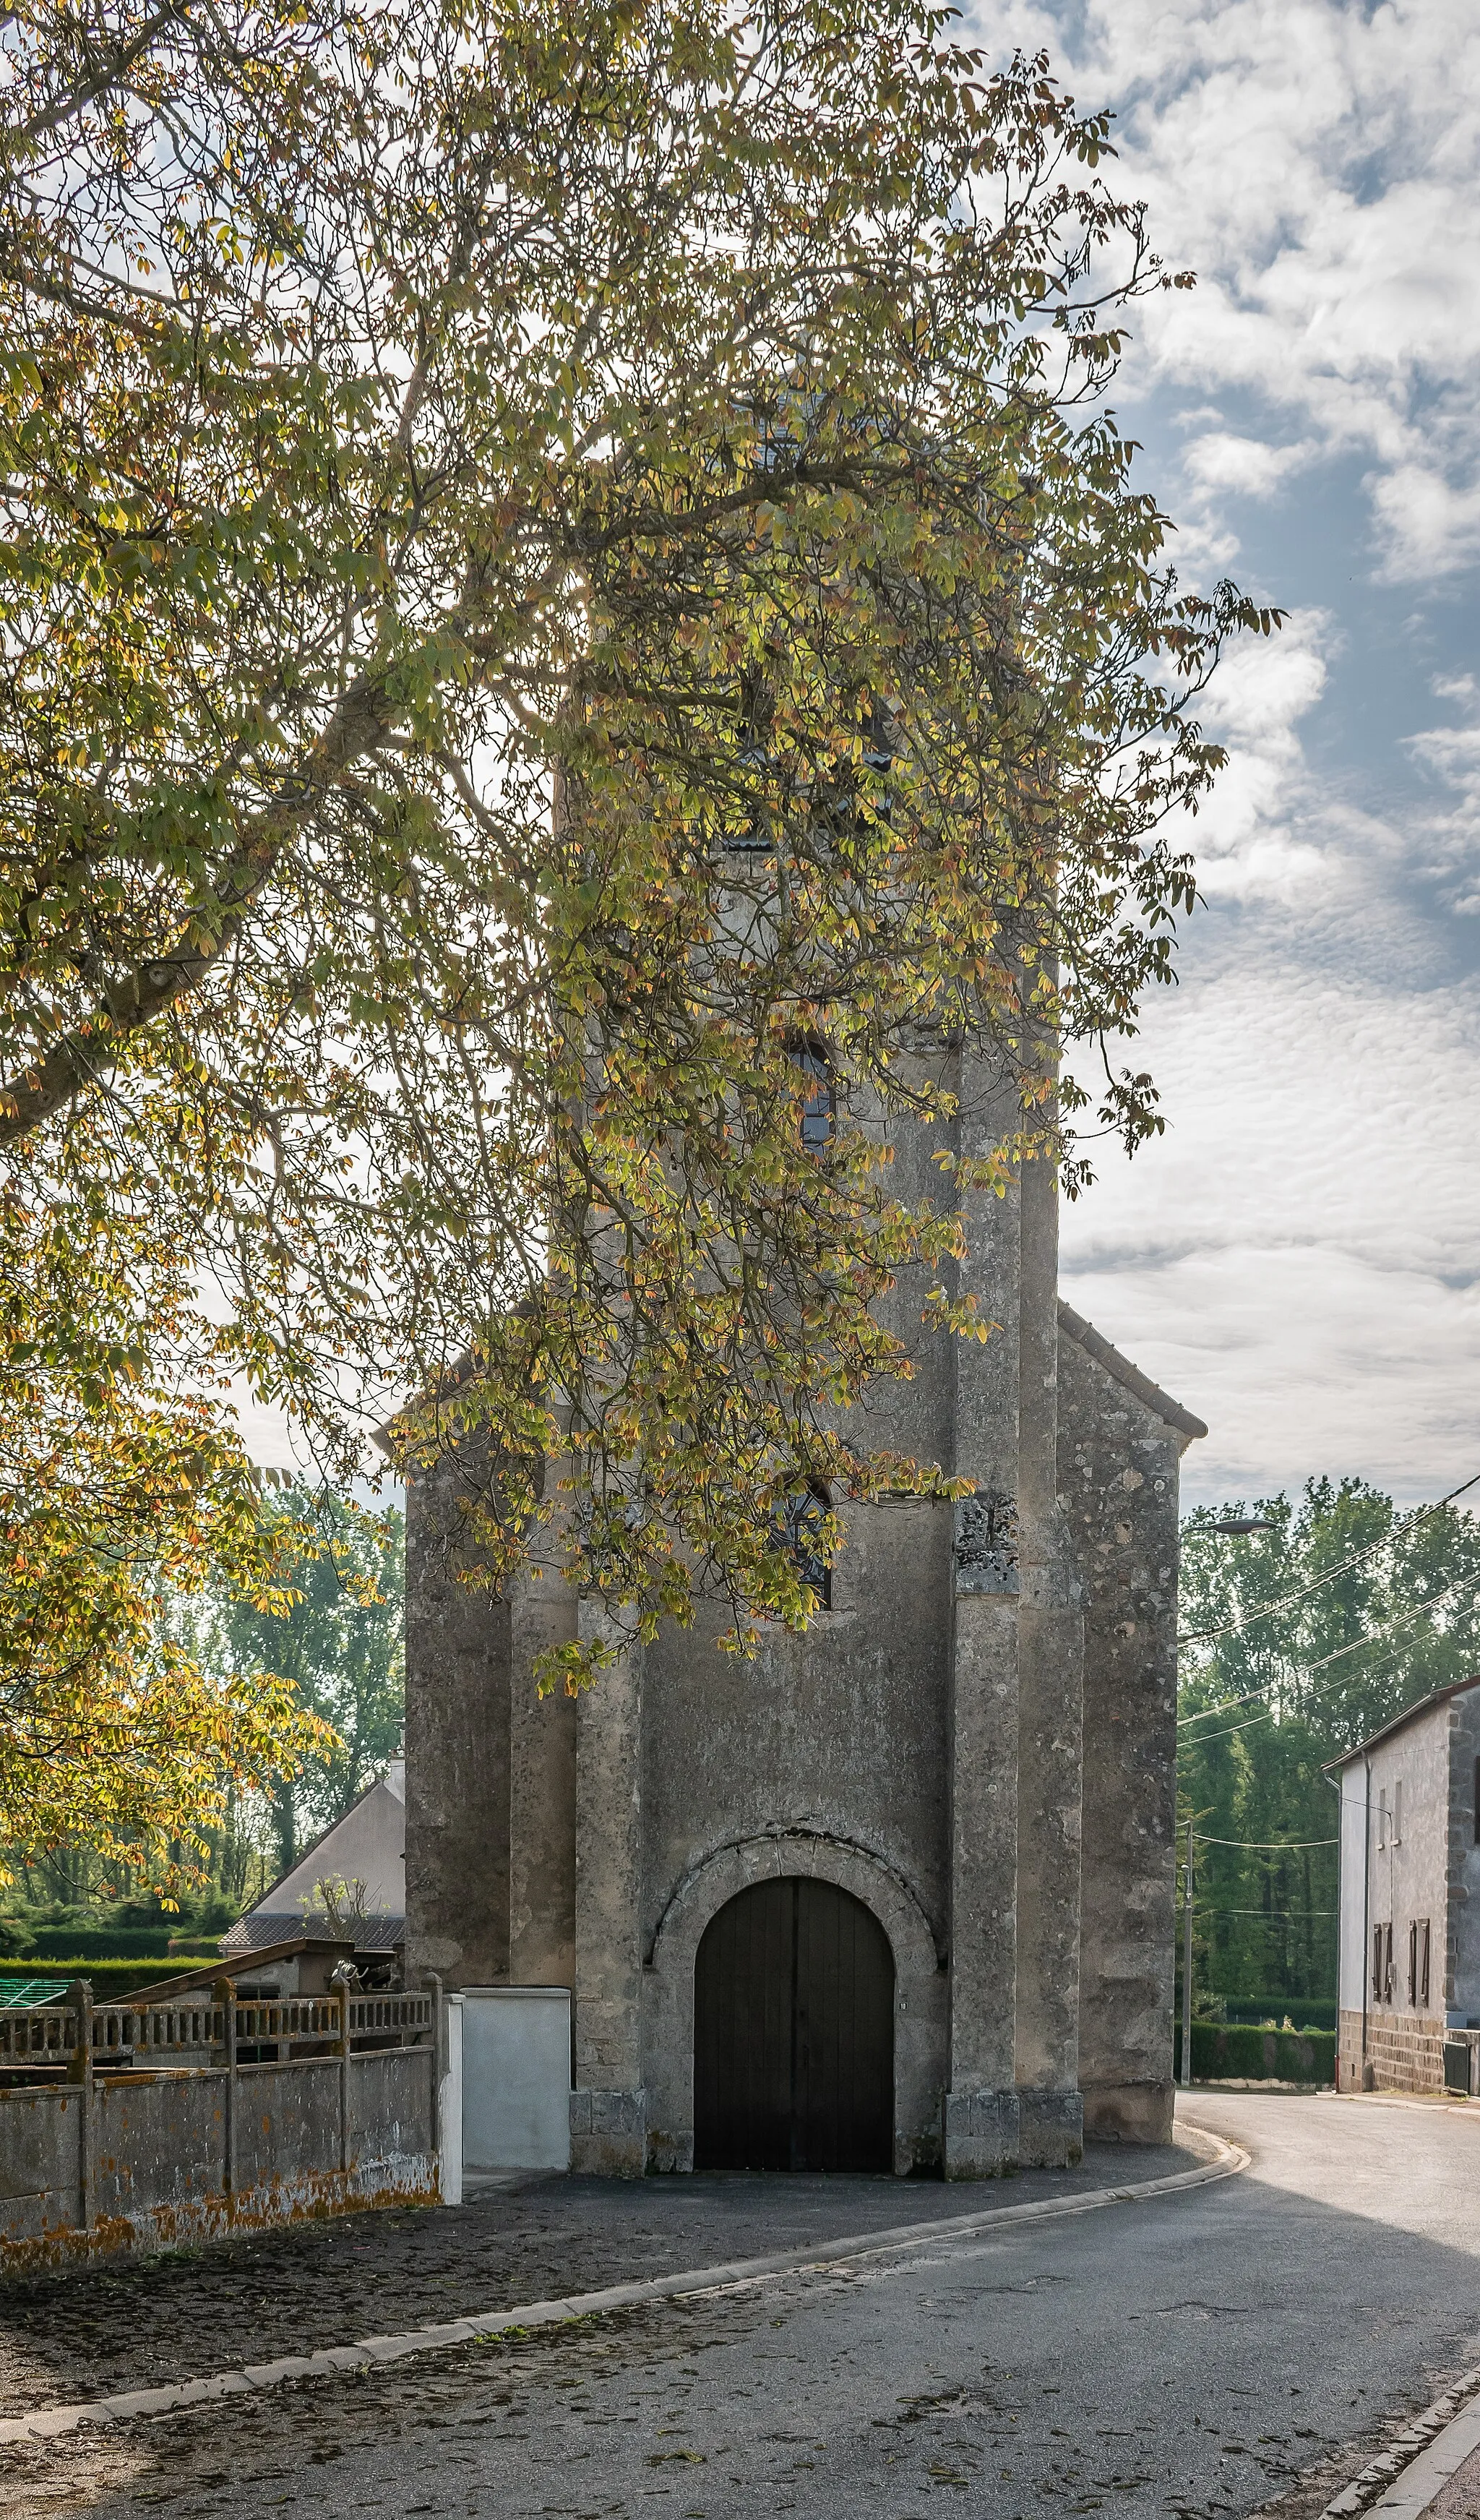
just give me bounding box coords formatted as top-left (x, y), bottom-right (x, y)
top-left (693, 1877), bottom-right (894, 2172)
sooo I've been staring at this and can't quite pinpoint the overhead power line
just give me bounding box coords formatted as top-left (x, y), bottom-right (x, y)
top-left (1184, 1710), bottom-right (1284, 1747)
top-left (1179, 1561), bottom-right (1480, 1732)
top-left (1179, 1469), bottom-right (1480, 1650)
top-left (1183, 1595), bottom-right (1480, 1748)
top-left (1177, 1907), bottom-right (1336, 1919)
top-left (1193, 1833), bottom-right (1335, 1851)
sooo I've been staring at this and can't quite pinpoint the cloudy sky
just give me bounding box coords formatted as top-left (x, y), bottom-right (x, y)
top-left (974, 0), bottom-right (1480, 1507)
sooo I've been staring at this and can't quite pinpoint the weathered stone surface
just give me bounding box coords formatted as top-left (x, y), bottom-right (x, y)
top-left (942, 2083), bottom-right (1020, 2176)
top-left (0, 2050), bottom-right (439, 2274)
top-left (1016, 2086), bottom-right (1085, 2167)
top-left (405, 1441), bottom-right (512, 1990)
top-left (571, 1606), bottom-right (645, 2175)
top-left (404, 1072), bottom-right (1202, 2174)
top-left (1059, 1311), bottom-right (1199, 2146)
top-left (1012, 1152), bottom-right (1083, 2157)
top-left (509, 1569), bottom-right (577, 1990)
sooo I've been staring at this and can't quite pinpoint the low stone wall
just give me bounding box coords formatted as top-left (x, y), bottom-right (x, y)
top-left (0, 1992), bottom-right (440, 2273)
top-left (1335, 2006), bottom-right (1447, 2093)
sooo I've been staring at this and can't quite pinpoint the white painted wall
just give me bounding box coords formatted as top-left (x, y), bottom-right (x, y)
top-left (1338, 1762), bottom-right (1370, 2020)
top-left (251, 1769), bottom-right (407, 1921)
top-left (1337, 1698), bottom-right (1453, 2021)
top-left (440, 1992), bottom-right (464, 2206)
top-left (1447, 1692), bottom-right (1480, 2023)
top-left (461, 1988), bottom-right (572, 2172)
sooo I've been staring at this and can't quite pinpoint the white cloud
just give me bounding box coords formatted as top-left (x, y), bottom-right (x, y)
top-left (959, 0), bottom-right (1480, 1504)
top-left (981, 0), bottom-right (1480, 580)
top-left (1182, 432), bottom-right (1316, 500)
top-left (1368, 460), bottom-right (1480, 581)
top-left (1057, 587), bottom-right (1480, 1507)
top-left (1179, 611), bottom-right (1335, 901)
top-left (1063, 949), bottom-right (1480, 1505)
top-left (1405, 709), bottom-right (1480, 909)
top-left (1067, 1240), bottom-right (1480, 1509)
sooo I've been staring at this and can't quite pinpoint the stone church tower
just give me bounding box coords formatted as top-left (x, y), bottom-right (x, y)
top-left (403, 1047), bottom-right (1205, 2177)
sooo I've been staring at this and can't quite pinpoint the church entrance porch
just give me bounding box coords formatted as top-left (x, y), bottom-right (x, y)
top-left (693, 1877), bottom-right (894, 2172)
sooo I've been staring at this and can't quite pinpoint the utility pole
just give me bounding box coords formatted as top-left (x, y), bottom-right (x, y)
top-left (1180, 1818), bottom-right (1195, 2088)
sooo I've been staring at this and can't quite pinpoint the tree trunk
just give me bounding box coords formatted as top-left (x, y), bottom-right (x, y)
top-left (275, 1783), bottom-right (296, 1882)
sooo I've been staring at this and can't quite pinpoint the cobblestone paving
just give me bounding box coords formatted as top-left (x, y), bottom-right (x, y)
top-left (0, 2142), bottom-right (1190, 2419)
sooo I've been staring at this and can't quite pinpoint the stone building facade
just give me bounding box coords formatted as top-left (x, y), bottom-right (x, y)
top-left (1334, 1679), bottom-right (1480, 2096)
top-left (404, 1053), bottom-right (1205, 2176)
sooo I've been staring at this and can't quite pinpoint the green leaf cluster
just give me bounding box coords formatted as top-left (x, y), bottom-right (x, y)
top-left (0, 0), bottom-right (1275, 1715)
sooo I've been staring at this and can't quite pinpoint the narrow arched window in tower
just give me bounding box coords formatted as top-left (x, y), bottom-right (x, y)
top-left (791, 1039), bottom-right (833, 1150)
top-left (780, 1483), bottom-right (832, 1611)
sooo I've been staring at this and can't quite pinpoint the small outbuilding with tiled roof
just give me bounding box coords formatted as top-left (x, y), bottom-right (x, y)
top-left (220, 1758), bottom-right (406, 1963)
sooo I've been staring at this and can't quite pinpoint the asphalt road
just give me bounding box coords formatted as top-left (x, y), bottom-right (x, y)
top-left (9, 2091), bottom-right (1480, 2520)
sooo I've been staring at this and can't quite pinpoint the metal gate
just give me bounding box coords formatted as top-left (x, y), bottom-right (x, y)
top-left (693, 1877), bottom-right (894, 2172)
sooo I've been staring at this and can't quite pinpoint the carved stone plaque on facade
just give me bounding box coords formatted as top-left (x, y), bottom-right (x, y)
top-left (953, 1489), bottom-right (1020, 1595)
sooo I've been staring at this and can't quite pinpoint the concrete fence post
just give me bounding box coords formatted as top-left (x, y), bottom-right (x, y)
top-left (66, 1979), bottom-right (94, 2237)
top-left (438, 1987), bottom-right (464, 2206)
top-left (215, 1977), bottom-right (238, 2206)
top-left (336, 1986), bottom-right (351, 2177)
top-left (423, 1971), bottom-right (442, 2174)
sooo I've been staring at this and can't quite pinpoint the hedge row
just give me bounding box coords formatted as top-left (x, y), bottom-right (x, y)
top-left (0, 1954), bottom-right (219, 1997)
top-left (1220, 1997), bottom-right (1336, 2033)
top-left (1192, 2022), bottom-right (1335, 2084)
top-left (14, 1927), bottom-right (210, 1959)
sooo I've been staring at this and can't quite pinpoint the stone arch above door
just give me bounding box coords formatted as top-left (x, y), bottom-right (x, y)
top-left (642, 1832), bottom-right (947, 2174)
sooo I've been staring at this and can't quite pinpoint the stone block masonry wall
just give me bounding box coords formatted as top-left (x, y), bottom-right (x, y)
top-left (1059, 1305), bottom-right (1200, 2145)
top-left (1367, 2010), bottom-right (1445, 2093)
top-left (398, 1081), bottom-right (1207, 2179)
top-left (1336, 2005), bottom-right (1446, 2094)
top-left (405, 1438), bottom-right (514, 1991)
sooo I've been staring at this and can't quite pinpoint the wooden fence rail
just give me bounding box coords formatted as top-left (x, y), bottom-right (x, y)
top-left (0, 1987), bottom-right (433, 2073)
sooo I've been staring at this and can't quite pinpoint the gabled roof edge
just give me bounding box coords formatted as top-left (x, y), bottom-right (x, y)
top-left (1322, 1675), bottom-right (1480, 1770)
top-left (1057, 1298), bottom-right (1210, 1443)
top-left (238, 1773), bottom-right (395, 1927)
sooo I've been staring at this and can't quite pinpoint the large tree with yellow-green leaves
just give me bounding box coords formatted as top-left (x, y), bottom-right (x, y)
top-left (0, 0), bottom-right (1273, 1843)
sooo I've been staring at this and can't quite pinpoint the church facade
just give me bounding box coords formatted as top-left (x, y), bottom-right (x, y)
top-left (403, 1053), bottom-right (1205, 2177)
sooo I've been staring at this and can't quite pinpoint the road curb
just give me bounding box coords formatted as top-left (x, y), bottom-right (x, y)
top-left (0, 2127), bottom-right (1247, 2448)
top-left (1322, 2364), bottom-right (1480, 2519)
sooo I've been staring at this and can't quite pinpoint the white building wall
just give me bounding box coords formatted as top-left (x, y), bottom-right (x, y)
top-left (1447, 1689), bottom-right (1480, 2023)
top-left (461, 1987), bottom-right (572, 2172)
top-left (1336, 1696), bottom-right (1457, 2093)
top-left (1337, 1765), bottom-right (1369, 2026)
top-left (252, 1768), bottom-right (407, 1923)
